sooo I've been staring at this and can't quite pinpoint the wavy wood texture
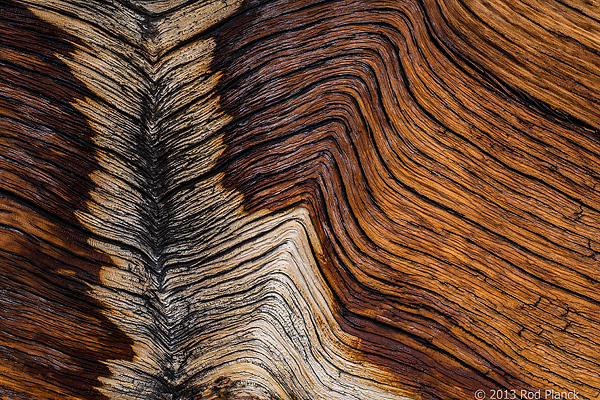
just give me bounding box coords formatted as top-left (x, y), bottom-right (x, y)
top-left (0, 2), bottom-right (134, 399)
top-left (1, 0), bottom-right (599, 399)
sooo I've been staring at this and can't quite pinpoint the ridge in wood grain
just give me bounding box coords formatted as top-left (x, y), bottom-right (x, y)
top-left (14, 1), bottom-right (415, 398)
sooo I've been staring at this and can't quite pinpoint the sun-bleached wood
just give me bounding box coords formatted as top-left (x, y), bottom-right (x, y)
top-left (18, 1), bottom-right (414, 398)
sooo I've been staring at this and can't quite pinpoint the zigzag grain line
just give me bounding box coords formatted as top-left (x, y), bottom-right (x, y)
top-left (19, 1), bottom-right (415, 399)
top-left (0, 2), bottom-right (134, 398)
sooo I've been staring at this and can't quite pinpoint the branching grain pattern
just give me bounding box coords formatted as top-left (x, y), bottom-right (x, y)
top-left (1, 0), bottom-right (599, 400)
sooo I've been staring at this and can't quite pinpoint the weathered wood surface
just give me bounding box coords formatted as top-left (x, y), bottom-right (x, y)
top-left (1, 0), bottom-right (599, 399)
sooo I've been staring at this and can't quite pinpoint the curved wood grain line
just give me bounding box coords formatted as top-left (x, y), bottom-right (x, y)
top-left (212, 0), bottom-right (600, 399)
top-left (2, 0), bottom-right (599, 399)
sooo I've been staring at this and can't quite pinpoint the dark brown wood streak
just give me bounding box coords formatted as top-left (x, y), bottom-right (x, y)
top-left (212, 0), bottom-right (600, 399)
top-left (0, 2), bottom-right (133, 398)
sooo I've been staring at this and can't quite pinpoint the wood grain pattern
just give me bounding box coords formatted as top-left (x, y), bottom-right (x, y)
top-left (212, 0), bottom-right (600, 398)
top-left (1, 0), bottom-right (599, 399)
top-left (0, 2), bottom-right (134, 399)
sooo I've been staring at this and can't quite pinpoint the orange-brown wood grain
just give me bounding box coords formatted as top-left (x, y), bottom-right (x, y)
top-left (212, 0), bottom-right (600, 398)
top-left (0, 2), bottom-right (133, 398)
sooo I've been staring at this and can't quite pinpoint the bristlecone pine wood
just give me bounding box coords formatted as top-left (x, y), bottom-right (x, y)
top-left (1, 0), bottom-right (599, 399)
